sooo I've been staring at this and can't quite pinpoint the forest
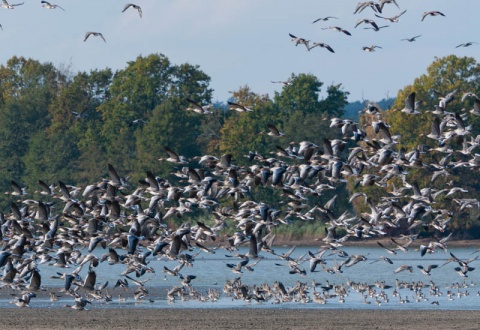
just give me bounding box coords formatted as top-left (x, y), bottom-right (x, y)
top-left (1, 53), bottom-right (480, 239)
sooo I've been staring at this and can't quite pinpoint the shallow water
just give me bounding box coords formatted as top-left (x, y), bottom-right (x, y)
top-left (3, 245), bottom-right (480, 310)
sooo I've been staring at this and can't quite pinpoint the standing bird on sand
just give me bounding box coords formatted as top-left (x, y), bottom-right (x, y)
top-left (421, 11), bottom-right (445, 21)
top-left (122, 3), bottom-right (142, 18)
top-left (84, 32), bottom-right (106, 43)
top-left (41, 1), bottom-right (64, 10)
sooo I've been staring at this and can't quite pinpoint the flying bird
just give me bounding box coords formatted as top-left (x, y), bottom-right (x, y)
top-left (401, 35), bottom-right (422, 42)
top-left (362, 45), bottom-right (382, 52)
top-left (1, 0), bottom-right (23, 9)
top-left (289, 33), bottom-right (310, 50)
top-left (401, 92), bottom-right (420, 114)
top-left (186, 98), bottom-right (213, 114)
top-left (321, 26), bottom-right (352, 36)
top-left (227, 101), bottom-right (253, 113)
top-left (122, 3), bottom-right (142, 18)
top-left (271, 80), bottom-right (292, 86)
top-left (421, 11), bottom-right (445, 21)
top-left (374, 10), bottom-right (406, 22)
top-left (456, 42), bottom-right (478, 48)
top-left (312, 16), bottom-right (338, 23)
top-left (84, 32), bottom-right (106, 43)
top-left (308, 42), bottom-right (335, 53)
top-left (354, 1), bottom-right (381, 15)
top-left (265, 124), bottom-right (285, 137)
top-left (417, 264), bottom-right (438, 276)
top-left (41, 1), bottom-right (64, 10)
top-left (355, 18), bottom-right (379, 30)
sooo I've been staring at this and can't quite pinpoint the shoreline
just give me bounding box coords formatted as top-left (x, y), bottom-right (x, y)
top-left (267, 236), bottom-right (480, 248)
top-left (0, 308), bottom-right (479, 329)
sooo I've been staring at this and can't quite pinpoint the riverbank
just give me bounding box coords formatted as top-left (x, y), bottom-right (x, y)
top-left (0, 308), bottom-right (478, 329)
top-left (270, 236), bottom-right (480, 248)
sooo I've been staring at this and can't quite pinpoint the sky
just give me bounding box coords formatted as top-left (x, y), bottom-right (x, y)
top-left (0, 0), bottom-right (478, 103)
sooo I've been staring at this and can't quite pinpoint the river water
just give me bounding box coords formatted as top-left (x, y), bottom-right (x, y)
top-left (3, 245), bottom-right (480, 310)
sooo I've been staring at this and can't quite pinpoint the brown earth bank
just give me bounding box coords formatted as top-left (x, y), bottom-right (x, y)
top-left (270, 236), bottom-right (480, 248)
top-left (0, 308), bottom-right (479, 330)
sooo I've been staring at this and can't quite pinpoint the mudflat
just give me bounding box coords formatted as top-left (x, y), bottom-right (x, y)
top-left (0, 308), bottom-right (479, 330)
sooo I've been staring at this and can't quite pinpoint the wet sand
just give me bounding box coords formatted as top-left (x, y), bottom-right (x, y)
top-left (1, 308), bottom-right (479, 330)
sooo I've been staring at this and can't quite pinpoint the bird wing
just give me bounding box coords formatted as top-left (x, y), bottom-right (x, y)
top-left (84, 32), bottom-right (93, 42)
top-left (108, 163), bottom-right (122, 184)
top-left (324, 43), bottom-right (335, 53)
top-left (164, 146), bottom-right (180, 160)
top-left (186, 98), bottom-right (203, 110)
top-left (122, 3), bottom-right (133, 12)
top-left (267, 124), bottom-right (280, 135)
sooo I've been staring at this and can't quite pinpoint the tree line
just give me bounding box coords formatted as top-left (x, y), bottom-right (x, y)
top-left (1, 53), bottom-right (480, 238)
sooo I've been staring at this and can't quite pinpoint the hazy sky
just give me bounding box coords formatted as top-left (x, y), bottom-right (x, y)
top-left (0, 0), bottom-right (477, 103)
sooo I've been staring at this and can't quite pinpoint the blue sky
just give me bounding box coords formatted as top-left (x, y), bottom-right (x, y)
top-left (0, 0), bottom-right (477, 103)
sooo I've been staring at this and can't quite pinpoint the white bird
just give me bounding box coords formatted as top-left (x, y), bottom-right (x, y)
top-left (227, 101), bottom-right (253, 113)
top-left (186, 98), bottom-right (213, 114)
top-left (41, 1), bottom-right (64, 10)
top-left (271, 80), bottom-right (292, 86)
top-left (265, 124), bottom-right (285, 137)
top-left (375, 10), bottom-right (406, 22)
top-left (1, 0), bottom-right (24, 9)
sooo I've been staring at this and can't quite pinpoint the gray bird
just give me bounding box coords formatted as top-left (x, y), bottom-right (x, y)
top-left (401, 35), bottom-right (421, 42)
top-left (421, 11), bottom-right (445, 21)
top-left (41, 1), bottom-right (64, 10)
top-left (122, 3), bottom-right (142, 18)
top-left (84, 32), bottom-right (106, 43)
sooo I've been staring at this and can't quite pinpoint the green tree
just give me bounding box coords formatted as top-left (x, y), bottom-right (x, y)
top-left (218, 86), bottom-right (276, 163)
top-left (389, 55), bottom-right (480, 149)
top-left (0, 57), bottom-right (63, 196)
top-left (385, 55), bottom-right (480, 236)
top-left (273, 73), bottom-right (323, 114)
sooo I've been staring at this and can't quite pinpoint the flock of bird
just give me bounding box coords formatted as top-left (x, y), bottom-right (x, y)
top-left (1, 82), bottom-right (480, 309)
top-left (0, 1), bottom-right (143, 42)
top-left (1, 0), bottom-right (480, 311)
top-left (289, 1), bottom-right (476, 54)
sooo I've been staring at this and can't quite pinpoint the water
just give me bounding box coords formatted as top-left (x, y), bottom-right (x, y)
top-left (4, 245), bottom-right (480, 310)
